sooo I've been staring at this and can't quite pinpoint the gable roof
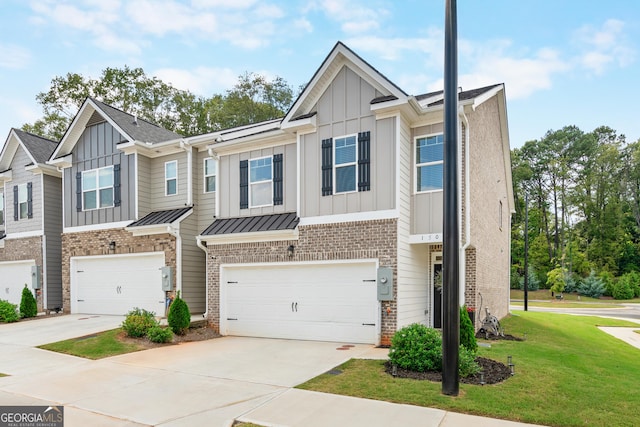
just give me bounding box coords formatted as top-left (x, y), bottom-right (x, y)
top-left (0, 128), bottom-right (58, 173)
top-left (416, 84), bottom-right (503, 107)
top-left (50, 98), bottom-right (182, 161)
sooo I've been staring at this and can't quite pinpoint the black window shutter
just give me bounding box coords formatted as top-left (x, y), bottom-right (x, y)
top-left (76, 172), bottom-right (82, 212)
top-left (13, 185), bottom-right (18, 220)
top-left (27, 182), bottom-right (33, 218)
top-left (114, 164), bottom-right (121, 207)
top-left (239, 160), bottom-right (248, 209)
top-left (358, 131), bottom-right (371, 192)
top-left (321, 138), bottom-right (333, 196)
top-left (273, 153), bottom-right (283, 205)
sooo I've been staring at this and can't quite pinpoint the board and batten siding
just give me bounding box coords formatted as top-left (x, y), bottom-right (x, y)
top-left (218, 143), bottom-right (296, 218)
top-left (43, 174), bottom-right (63, 308)
top-left (411, 122), bottom-right (445, 235)
top-left (179, 212), bottom-right (205, 313)
top-left (396, 114), bottom-right (430, 328)
top-left (299, 65), bottom-right (395, 218)
top-left (148, 152), bottom-right (189, 211)
top-left (65, 122), bottom-right (136, 227)
top-left (6, 146), bottom-right (42, 234)
top-left (195, 150), bottom-right (216, 233)
top-left (137, 154), bottom-right (151, 218)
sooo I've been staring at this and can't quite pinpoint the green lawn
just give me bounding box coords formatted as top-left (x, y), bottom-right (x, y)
top-left (510, 289), bottom-right (640, 304)
top-left (38, 329), bottom-right (145, 359)
top-left (298, 312), bottom-right (640, 427)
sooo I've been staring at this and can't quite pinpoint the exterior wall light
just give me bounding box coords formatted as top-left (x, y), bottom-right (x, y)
top-left (109, 241), bottom-right (116, 251)
top-left (287, 245), bottom-right (295, 258)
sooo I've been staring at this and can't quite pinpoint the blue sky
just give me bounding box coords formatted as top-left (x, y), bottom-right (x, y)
top-left (0, 0), bottom-right (638, 148)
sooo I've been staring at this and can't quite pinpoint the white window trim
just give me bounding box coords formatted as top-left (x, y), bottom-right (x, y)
top-left (249, 155), bottom-right (273, 208)
top-left (333, 133), bottom-right (358, 194)
top-left (165, 160), bottom-right (178, 197)
top-left (203, 157), bottom-right (217, 194)
top-left (82, 166), bottom-right (114, 211)
top-left (18, 183), bottom-right (28, 219)
top-left (415, 133), bottom-right (444, 194)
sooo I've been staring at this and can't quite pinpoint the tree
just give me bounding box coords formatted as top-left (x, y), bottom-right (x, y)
top-left (20, 285), bottom-right (37, 318)
top-left (22, 67), bottom-right (296, 140)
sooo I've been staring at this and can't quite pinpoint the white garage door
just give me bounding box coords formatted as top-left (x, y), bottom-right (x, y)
top-left (71, 252), bottom-right (166, 316)
top-left (222, 261), bottom-right (379, 344)
top-left (0, 260), bottom-right (36, 307)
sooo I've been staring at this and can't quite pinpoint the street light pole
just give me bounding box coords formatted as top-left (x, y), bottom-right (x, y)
top-left (524, 193), bottom-right (529, 312)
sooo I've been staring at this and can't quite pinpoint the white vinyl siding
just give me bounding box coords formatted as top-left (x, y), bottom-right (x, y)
top-left (82, 166), bottom-right (114, 210)
top-left (204, 157), bottom-right (217, 193)
top-left (334, 134), bottom-right (357, 193)
top-left (416, 134), bottom-right (444, 193)
top-left (165, 160), bottom-right (177, 196)
top-left (249, 156), bottom-right (272, 207)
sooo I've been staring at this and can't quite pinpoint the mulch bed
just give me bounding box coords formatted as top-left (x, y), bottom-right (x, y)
top-left (476, 331), bottom-right (524, 341)
top-left (385, 356), bottom-right (512, 385)
top-left (119, 325), bottom-right (220, 349)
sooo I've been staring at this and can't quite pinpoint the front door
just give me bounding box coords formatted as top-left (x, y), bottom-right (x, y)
top-left (432, 252), bottom-right (443, 328)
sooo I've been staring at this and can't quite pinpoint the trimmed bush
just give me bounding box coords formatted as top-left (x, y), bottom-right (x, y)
top-left (0, 299), bottom-right (19, 323)
top-left (167, 291), bottom-right (191, 335)
top-left (577, 271), bottom-right (606, 298)
top-left (458, 345), bottom-right (481, 377)
top-left (612, 280), bottom-right (635, 300)
top-left (20, 285), bottom-right (37, 318)
top-left (147, 325), bottom-right (173, 343)
top-left (389, 323), bottom-right (443, 372)
top-left (460, 305), bottom-right (477, 353)
top-left (122, 308), bottom-right (157, 338)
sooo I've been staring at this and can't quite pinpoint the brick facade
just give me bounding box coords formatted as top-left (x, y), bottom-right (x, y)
top-left (205, 218), bottom-right (398, 344)
top-left (0, 236), bottom-right (44, 311)
top-left (61, 228), bottom-right (177, 313)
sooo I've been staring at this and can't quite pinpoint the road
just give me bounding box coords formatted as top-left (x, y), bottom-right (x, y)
top-left (510, 302), bottom-right (640, 323)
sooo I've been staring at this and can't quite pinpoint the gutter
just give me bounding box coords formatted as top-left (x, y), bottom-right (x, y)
top-left (196, 235), bottom-right (209, 319)
top-left (459, 107), bottom-right (471, 307)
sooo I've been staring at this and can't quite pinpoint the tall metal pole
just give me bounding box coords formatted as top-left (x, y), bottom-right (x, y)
top-left (442, 0), bottom-right (460, 396)
top-left (524, 193), bottom-right (529, 311)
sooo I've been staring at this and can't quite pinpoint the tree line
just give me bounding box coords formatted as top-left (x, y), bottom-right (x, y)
top-left (511, 125), bottom-right (640, 299)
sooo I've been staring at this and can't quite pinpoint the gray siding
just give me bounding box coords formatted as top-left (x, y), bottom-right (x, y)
top-left (219, 143), bottom-right (296, 218)
top-left (179, 212), bottom-right (205, 313)
top-left (65, 122), bottom-right (136, 227)
top-left (149, 152), bottom-right (189, 211)
top-left (6, 146), bottom-right (42, 233)
top-left (300, 65), bottom-right (396, 218)
top-left (137, 154), bottom-right (151, 218)
top-left (195, 150), bottom-right (216, 232)
top-left (43, 174), bottom-right (62, 308)
top-left (411, 123), bottom-right (445, 235)
top-left (0, 189), bottom-right (4, 233)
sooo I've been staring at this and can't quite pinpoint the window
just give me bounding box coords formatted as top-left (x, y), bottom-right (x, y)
top-left (204, 158), bottom-right (217, 193)
top-left (18, 184), bottom-right (29, 219)
top-left (249, 157), bottom-right (272, 207)
top-left (0, 193), bottom-right (4, 225)
top-left (165, 161), bottom-right (177, 196)
top-left (334, 135), bottom-right (357, 193)
top-left (416, 134), bottom-right (444, 192)
top-left (82, 166), bottom-right (114, 210)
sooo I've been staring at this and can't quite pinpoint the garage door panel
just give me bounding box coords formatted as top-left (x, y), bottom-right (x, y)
top-left (223, 262), bottom-right (379, 344)
top-left (0, 260), bottom-right (36, 307)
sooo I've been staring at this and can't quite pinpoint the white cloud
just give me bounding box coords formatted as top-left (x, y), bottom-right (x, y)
top-left (346, 33), bottom-right (443, 62)
top-left (125, 0), bottom-right (217, 36)
top-left (0, 44), bottom-right (32, 69)
top-left (308, 0), bottom-right (387, 34)
top-left (574, 19), bottom-right (635, 74)
top-left (293, 17), bottom-right (313, 33)
top-left (153, 66), bottom-right (238, 95)
top-left (191, 0), bottom-right (257, 8)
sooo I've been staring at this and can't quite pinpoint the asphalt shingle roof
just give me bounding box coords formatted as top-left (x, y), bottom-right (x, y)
top-left (415, 84), bottom-right (502, 106)
top-left (202, 212), bottom-right (299, 236)
top-left (12, 128), bottom-right (58, 164)
top-left (91, 99), bottom-right (183, 144)
top-left (128, 207), bottom-right (192, 227)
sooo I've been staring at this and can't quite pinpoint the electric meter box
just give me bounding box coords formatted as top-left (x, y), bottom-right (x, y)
top-left (377, 267), bottom-right (393, 301)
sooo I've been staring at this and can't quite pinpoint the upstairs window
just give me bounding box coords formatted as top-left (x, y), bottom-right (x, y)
top-left (334, 135), bottom-right (357, 193)
top-left (204, 158), bottom-right (217, 193)
top-left (249, 156), bottom-right (272, 207)
top-left (165, 160), bottom-right (177, 196)
top-left (321, 132), bottom-right (370, 196)
top-left (416, 134), bottom-right (444, 192)
top-left (18, 184), bottom-right (28, 219)
top-left (82, 166), bottom-right (114, 210)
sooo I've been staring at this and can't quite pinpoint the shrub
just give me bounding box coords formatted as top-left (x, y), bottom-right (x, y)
top-left (0, 299), bottom-right (19, 323)
top-left (167, 291), bottom-right (191, 335)
top-left (459, 305), bottom-right (477, 353)
top-left (458, 345), bottom-right (481, 377)
top-left (389, 324), bottom-right (443, 372)
top-left (519, 266), bottom-right (540, 291)
top-left (599, 271), bottom-right (615, 297)
top-left (563, 274), bottom-right (580, 294)
top-left (20, 285), bottom-right (37, 318)
top-left (146, 325), bottom-right (173, 343)
top-left (121, 308), bottom-right (157, 338)
top-left (612, 280), bottom-right (635, 300)
top-left (578, 271), bottom-right (606, 298)
top-left (618, 271), bottom-right (640, 298)
top-left (546, 267), bottom-right (567, 294)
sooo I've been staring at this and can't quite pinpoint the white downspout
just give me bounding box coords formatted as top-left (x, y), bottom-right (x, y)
top-left (459, 107), bottom-right (471, 307)
top-left (167, 225), bottom-right (182, 296)
top-left (196, 236), bottom-right (208, 318)
top-left (180, 140), bottom-right (193, 206)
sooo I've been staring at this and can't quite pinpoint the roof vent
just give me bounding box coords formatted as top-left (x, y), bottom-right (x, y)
top-left (133, 114), bottom-right (138, 126)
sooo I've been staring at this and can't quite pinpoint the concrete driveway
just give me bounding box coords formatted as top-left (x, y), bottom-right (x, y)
top-left (0, 314), bottom-right (380, 426)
